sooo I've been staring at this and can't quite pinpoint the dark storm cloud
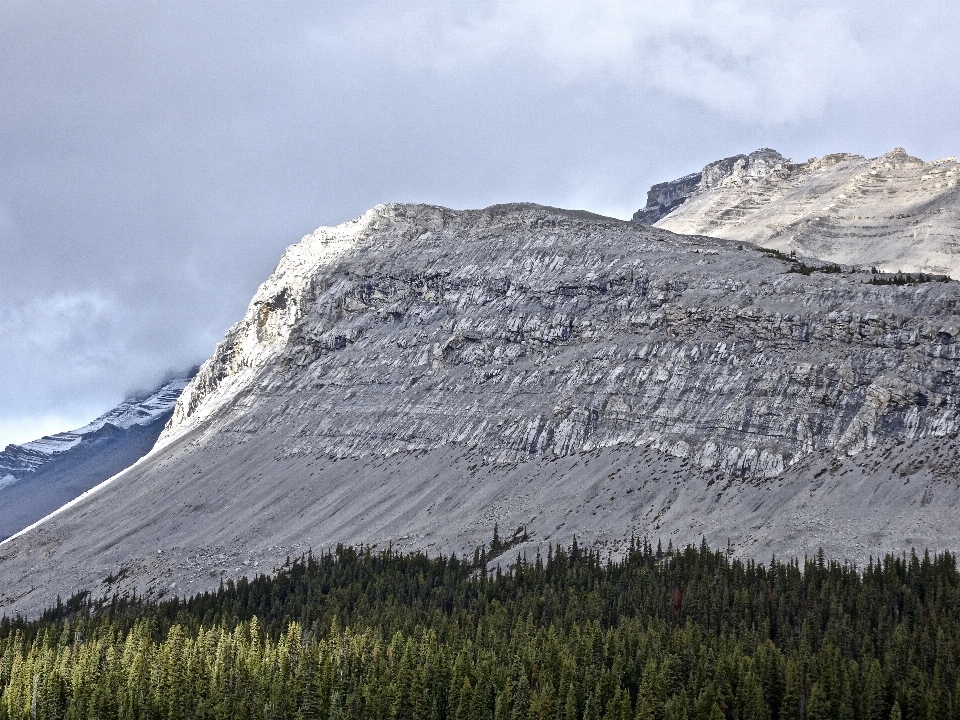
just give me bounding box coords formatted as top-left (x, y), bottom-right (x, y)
top-left (1, 1), bottom-right (959, 446)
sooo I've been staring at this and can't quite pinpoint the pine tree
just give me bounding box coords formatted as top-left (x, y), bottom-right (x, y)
top-left (603, 685), bottom-right (631, 720)
top-left (562, 684), bottom-right (579, 720)
top-left (663, 691), bottom-right (689, 720)
top-left (528, 680), bottom-right (556, 720)
top-left (511, 669), bottom-right (531, 720)
top-left (780, 654), bottom-right (805, 720)
top-left (455, 677), bottom-right (475, 720)
top-left (805, 682), bottom-right (831, 720)
top-left (862, 658), bottom-right (887, 720)
top-left (392, 639), bottom-right (426, 720)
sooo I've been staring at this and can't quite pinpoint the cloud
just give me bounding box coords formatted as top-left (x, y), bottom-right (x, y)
top-left (311, 1), bottom-right (867, 123)
top-left (0, 291), bottom-right (126, 445)
top-left (0, 291), bottom-right (116, 351)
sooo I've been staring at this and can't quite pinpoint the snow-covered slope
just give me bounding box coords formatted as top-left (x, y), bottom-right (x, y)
top-left (0, 375), bottom-right (192, 540)
top-left (642, 148), bottom-right (960, 277)
top-left (2, 203), bottom-right (960, 617)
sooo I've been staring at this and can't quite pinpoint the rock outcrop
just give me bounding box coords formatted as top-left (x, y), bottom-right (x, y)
top-left (633, 149), bottom-right (787, 224)
top-left (632, 172), bottom-right (703, 224)
top-left (158, 203), bottom-right (960, 473)
top-left (639, 148), bottom-right (960, 277)
top-left (2, 203), bottom-right (960, 616)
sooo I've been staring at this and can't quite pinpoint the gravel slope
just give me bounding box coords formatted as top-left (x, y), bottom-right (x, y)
top-left (2, 203), bottom-right (960, 617)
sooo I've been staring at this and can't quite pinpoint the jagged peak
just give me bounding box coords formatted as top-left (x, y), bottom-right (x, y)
top-left (633, 148), bottom-right (787, 224)
top-left (701, 148), bottom-right (787, 190)
top-left (874, 147), bottom-right (925, 168)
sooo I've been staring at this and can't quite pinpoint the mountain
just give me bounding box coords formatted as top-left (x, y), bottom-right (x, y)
top-left (2, 202), bottom-right (960, 617)
top-left (0, 375), bottom-right (192, 541)
top-left (636, 148), bottom-right (960, 277)
top-left (633, 149), bottom-right (788, 224)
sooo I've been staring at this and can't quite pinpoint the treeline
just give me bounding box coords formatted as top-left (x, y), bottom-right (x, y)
top-left (756, 247), bottom-right (843, 276)
top-left (2, 539), bottom-right (960, 720)
top-left (755, 246), bottom-right (953, 284)
top-left (868, 271), bottom-right (951, 285)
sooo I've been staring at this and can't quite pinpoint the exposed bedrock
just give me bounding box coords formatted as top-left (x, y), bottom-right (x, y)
top-left (164, 203), bottom-right (960, 478)
top-left (642, 147), bottom-right (960, 278)
top-left (633, 149), bottom-right (787, 224)
top-left (3, 202), bottom-right (960, 616)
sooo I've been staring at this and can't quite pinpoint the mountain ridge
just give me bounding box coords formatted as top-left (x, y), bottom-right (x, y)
top-left (3, 202), bottom-right (960, 616)
top-left (0, 374), bottom-right (193, 541)
top-left (635, 147), bottom-right (960, 277)
top-left (634, 148), bottom-right (790, 224)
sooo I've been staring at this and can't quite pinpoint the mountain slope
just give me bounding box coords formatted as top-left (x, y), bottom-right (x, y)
top-left (2, 203), bottom-right (960, 616)
top-left (0, 376), bottom-right (192, 541)
top-left (639, 148), bottom-right (960, 277)
top-left (633, 149), bottom-right (787, 224)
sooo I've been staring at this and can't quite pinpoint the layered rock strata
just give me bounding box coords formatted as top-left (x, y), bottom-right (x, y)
top-left (160, 203), bottom-right (960, 474)
top-left (644, 148), bottom-right (960, 277)
top-left (2, 203), bottom-right (960, 616)
top-left (633, 149), bottom-right (787, 224)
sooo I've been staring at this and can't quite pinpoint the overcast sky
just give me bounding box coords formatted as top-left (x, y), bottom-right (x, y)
top-left (1, 1), bottom-right (959, 448)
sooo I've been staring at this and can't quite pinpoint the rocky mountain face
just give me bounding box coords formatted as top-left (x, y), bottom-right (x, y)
top-left (633, 149), bottom-right (787, 224)
top-left (0, 376), bottom-right (192, 541)
top-left (631, 172), bottom-right (703, 225)
top-left (642, 148), bottom-right (960, 277)
top-left (2, 203), bottom-right (960, 616)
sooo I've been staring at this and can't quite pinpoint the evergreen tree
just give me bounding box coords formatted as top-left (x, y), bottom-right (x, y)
top-left (806, 682), bottom-right (831, 720)
top-left (0, 540), bottom-right (959, 720)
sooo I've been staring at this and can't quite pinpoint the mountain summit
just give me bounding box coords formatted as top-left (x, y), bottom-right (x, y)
top-left (633, 148), bottom-right (788, 224)
top-left (2, 202), bottom-right (960, 616)
top-left (635, 148), bottom-right (960, 277)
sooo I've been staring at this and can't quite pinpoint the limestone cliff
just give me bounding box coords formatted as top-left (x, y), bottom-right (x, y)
top-left (158, 203), bottom-right (960, 476)
top-left (633, 149), bottom-right (787, 224)
top-left (3, 203), bottom-right (960, 617)
top-left (642, 148), bottom-right (960, 277)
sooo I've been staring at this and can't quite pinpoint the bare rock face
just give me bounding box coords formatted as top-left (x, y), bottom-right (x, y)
top-left (644, 148), bottom-right (960, 277)
top-left (159, 202), bottom-right (960, 476)
top-left (633, 149), bottom-right (787, 224)
top-left (632, 172), bottom-right (703, 224)
top-left (700, 148), bottom-right (788, 190)
top-left (2, 202), bottom-right (960, 616)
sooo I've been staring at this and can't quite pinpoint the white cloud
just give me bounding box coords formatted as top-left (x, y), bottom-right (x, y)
top-left (0, 288), bottom-right (203, 449)
top-left (312, 1), bottom-right (867, 123)
top-left (0, 290), bottom-right (128, 446)
top-left (0, 290), bottom-right (120, 353)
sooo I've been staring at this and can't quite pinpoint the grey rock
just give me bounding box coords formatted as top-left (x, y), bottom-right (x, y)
top-left (2, 202), bottom-right (960, 617)
top-left (633, 149), bottom-right (788, 224)
top-left (649, 148), bottom-right (960, 278)
top-left (632, 172), bottom-right (703, 224)
top-left (700, 148), bottom-right (788, 190)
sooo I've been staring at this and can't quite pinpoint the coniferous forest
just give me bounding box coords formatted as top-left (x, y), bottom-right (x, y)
top-left (1, 538), bottom-right (959, 720)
